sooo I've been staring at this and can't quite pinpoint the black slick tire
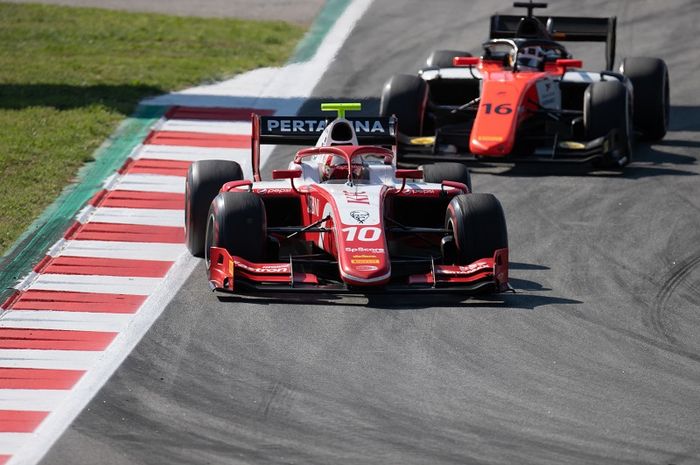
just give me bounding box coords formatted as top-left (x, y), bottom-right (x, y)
top-left (185, 160), bottom-right (243, 257)
top-left (205, 192), bottom-right (267, 268)
top-left (584, 80), bottom-right (632, 165)
top-left (620, 57), bottom-right (670, 140)
top-left (379, 74), bottom-right (428, 137)
top-left (445, 193), bottom-right (507, 265)
top-left (421, 162), bottom-right (472, 192)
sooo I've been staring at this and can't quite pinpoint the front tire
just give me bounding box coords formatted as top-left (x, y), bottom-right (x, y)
top-left (379, 74), bottom-right (428, 137)
top-left (584, 80), bottom-right (632, 166)
top-left (620, 57), bottom-right (670, 140)
top-left (185, 160), bottom-right (243, 257)
top-left (205, 192), bottom-right (267, 268)
top-left (445, 194), bottom-right (507, 265)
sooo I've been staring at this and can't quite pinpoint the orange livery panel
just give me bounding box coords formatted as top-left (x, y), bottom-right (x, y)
top-left (469, 70), bottom-right (545, 156)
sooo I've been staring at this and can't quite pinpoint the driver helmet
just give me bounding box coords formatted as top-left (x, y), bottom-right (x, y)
top-left (319, 153), bottom-right (364, 181)
top-left (517, 45), bottom-right (545, 70)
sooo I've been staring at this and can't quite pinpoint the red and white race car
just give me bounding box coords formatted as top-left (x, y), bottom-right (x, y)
top-left (184, 103), bottom-right (509, 293)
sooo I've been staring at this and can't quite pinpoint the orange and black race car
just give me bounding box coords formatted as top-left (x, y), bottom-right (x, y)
top-left (380, 1), bottom-right (670, 168)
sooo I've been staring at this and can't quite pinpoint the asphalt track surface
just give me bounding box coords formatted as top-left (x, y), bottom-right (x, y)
top-left (43, 1), bottom-right (700, 464)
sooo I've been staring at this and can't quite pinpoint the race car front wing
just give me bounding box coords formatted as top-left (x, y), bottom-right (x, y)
top-left (207, 247), bottom-right (509, 294)
top-left (399, 128), bottom-right (628, 166)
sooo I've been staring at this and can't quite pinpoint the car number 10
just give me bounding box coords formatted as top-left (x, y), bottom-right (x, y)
top-left (342, 226), bottom-right (381, 242)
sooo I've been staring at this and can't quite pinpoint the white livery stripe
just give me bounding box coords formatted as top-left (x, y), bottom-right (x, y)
top-left (0, 433), bottom-right (36, 455)
top-left (29, 274), bottom-right (162, 296)
top-left (0, 390), bottom-right (69, 412)
top-left (57, 240), bottom-right (186, 261)
top-left (138, 144), bottom-right (246, 160)
top-left (159, 119), bottom-right (251, 135)
top-left (0, 311), bottom-right (132, 332)
top-left (561, 71), bottom-right (603, 83)
top-left (88, 207), bottom-right (184, 227)
top-left (0, 350), bottom-right (99, 370)
top-left (113, 174), bottom-right (185, 193)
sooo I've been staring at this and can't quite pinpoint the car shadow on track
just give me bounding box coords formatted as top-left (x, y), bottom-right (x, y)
top-left (0, 83), bottom-right (164, 115)
top-left (216, 262), bottom-right (582, 311)
top-left (460, 105), bottom-right (700, 179)
top-left (217, 292), bottom-right (582, 311)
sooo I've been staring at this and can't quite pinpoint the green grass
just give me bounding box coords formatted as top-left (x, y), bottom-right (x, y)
top-left (0, 2), bottom-right (305, 254)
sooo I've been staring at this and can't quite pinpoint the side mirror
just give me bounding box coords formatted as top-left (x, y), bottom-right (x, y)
top-left (395, 169), bottom-right (423, 180)
top-left (453, 56), bottom-right (480, 67)
top-left (396, 169), bottom-right (423, 193)
top-left (272, 169), bottom-right (302, 180)
top-left (555, 58), bottom-right (583, 69)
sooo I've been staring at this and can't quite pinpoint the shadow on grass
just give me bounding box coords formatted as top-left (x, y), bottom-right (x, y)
top-left (0, 83), bottom-right (165, 115)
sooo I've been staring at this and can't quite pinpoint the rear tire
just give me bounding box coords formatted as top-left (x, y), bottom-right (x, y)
top-left (445, 194), bottom-right (507, 265)
top-left (185, 160), bottom-right (243, 257)
top-left (205, 192), bottom-right (267, 268)
top-left (421, 162), bottom-right (472, 193)
top-left (426, 50), bottom-right (472, 68)
top-left (620, 57), bottom-right (670, 140)
top-left (584, 80), bottom-right (632, 165)
top-left (380, 74), bottom-right (428, 137)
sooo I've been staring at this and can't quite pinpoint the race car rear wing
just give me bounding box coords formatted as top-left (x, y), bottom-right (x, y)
top-left (251, 114), bottom-right (397, 181)
top-left (489, 14), bottom-right (617, 70)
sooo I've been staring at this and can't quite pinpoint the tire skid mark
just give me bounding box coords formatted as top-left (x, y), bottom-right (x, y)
top-left (651, 252), bottom-right (700, 345)
top-left (562, 305), bottom-right (700, 365)
top-left (259, 381), bottom-right (294, 420)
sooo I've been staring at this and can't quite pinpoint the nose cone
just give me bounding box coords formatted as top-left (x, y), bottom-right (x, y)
top-left (470, 135), bottom-right (513, 156)
top-left (469, 77), bottom-right (528, 157)
top-left (340, 248), bottom-right (391, 286)
top-left (322, 183), bottom-right (392, 286)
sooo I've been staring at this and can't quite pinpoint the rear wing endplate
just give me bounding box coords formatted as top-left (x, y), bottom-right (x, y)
top-left (490, 14), bottom-right (617, 70)
top-left (251, 115), bottom-right (397, 181)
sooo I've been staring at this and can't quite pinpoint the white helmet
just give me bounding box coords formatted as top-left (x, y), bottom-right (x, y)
top-left (517, 46), bottom-right (545, 70)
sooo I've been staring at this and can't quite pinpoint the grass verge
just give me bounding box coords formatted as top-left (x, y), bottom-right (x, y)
top-left (0, 2), bottom-right (305, 254)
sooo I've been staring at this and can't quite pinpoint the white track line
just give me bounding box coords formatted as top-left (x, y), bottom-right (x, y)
top-left (159, 119), bottom-right (251, 135)
top-left (133, 145), bottom-right (254, 178)
top-left (0, 434), bottom-right (37, 455)
top-left (0, 350), bottom-right (100, 371)
top-left (112, 174), bottom-right (185, 193)
top-left (88, 207), bottom-right (184, 227)
top-left (0, 311), bottom-right (132, 332)
top-left (141, 0), bottom-right (374, 112)
top-left (57, 240), bottom-right (186, 261)
top-left (0, 391), bottom-right (69, 412)
top-left (29, 274), bottom-right (162, 296)
top-left (138, 144), bottom-right (247, 160)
